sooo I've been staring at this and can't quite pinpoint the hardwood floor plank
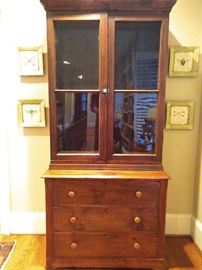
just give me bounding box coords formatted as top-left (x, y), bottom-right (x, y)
top-left (165, 236), bottom-right (202, 270)
top-left (0, 235), bottom-right (45, 270)
top-left (0, 235), bottom-right (201, 270)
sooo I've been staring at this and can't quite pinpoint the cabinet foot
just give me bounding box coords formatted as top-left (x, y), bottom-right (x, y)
top-left (151, 266), bottom-right (168, 270)
top-left (45, 266), bottom-right (54, 270)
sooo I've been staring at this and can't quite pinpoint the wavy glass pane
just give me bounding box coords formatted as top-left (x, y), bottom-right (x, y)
top-left (56, 92), bottom-right (99, 152)
top-left (115, 22), bottom-right (161, 90)
top-left (113, 92), bottom-right (158, 154)
top-left (55, 21), bottom-right (99, 89)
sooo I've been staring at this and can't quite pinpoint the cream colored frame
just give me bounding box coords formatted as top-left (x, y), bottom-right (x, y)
top-left (169, 46), bottom-right (199, 77)
top-left (166, 101), bottom-right (194, 130)
top-left (18, 47), bottom-right (44, 76)
top-left (17, 99), bottom-right (46, 127)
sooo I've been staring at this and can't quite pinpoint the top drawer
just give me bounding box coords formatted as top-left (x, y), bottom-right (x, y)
top-left (53, 179), bottom-right (160, 207)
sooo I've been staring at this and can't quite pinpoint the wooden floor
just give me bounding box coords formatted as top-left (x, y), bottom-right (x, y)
top-left (0, 235), bottom-right (201, 270)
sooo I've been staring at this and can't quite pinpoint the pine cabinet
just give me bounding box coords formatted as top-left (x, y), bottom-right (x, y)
top-left (40, 0), bottom-right (177, 269)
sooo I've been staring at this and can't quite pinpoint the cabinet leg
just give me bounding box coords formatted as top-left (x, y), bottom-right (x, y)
top-left (45, 265), bottom-right (54, 270)
top-left (163, 261), bottom-right (169, 270)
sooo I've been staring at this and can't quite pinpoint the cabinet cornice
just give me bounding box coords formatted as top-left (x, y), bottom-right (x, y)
top-left (40, 0), bottom-right (177, 13)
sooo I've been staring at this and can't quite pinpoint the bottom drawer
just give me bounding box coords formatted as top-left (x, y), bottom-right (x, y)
top-left (54, 232), bottom-right (158, 258)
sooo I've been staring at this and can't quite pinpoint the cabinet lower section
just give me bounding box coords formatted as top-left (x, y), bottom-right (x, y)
top-left (43, 170), bottom-right (169, 270)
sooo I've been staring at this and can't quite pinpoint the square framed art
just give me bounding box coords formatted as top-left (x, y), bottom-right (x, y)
top-left (18, 47), bottom-right (44, 76)
top-left (166, 101), bottom-right (194, 130)
top-left (169, 46), bottom-right (199, 77)
top-left (17, 99), bottom-right (46, 127)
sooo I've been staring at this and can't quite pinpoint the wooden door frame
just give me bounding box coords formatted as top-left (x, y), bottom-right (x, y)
top-left (106, 15), bottom-right (169, 167)
top-left (47, 12), bottom-right (108, 166)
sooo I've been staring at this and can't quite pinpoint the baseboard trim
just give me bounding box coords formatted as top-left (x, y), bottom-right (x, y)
top-left (165, 214), bottom-right (192, 235)
top-left (9, 212), bottom-right (45, 234)
top-left (191, 216), bottom-right (202, 251)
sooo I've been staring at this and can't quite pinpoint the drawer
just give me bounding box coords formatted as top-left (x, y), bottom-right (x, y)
top-left (53, 232), bottom-right (158, 258)
top-left (53, 206), bottom-right (158, 232)
top-left (53, 179), bottom-right (160, 207)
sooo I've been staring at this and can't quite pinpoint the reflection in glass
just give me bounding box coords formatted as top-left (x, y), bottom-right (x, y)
top-left (115, 22), bottom-right (161, 90)
top-left (114, 93), bottom-right (158, 154)
top-left (55, 21), bottom-right (99, 89)
top-left (56, 92), bottom-right (99, 152)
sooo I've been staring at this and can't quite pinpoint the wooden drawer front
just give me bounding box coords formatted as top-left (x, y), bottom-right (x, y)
top-left (54, 232), bottom-right (158, 258)
top-left (53, 206), bottom-right (158, 232)
top-left (53, 179), bottom-right (159, 207)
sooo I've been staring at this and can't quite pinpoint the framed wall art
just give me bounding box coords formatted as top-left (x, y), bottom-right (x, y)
top-left (169, 46), bottom-right (199, 77)
top-left (17, 99), bottom-right (46, 127)
top-left (166, 101), bottom-right (194, 130)
top-left (18, 47), bottom-right (44, 76)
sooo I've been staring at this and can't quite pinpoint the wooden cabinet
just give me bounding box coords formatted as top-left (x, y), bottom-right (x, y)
top-left (40, 0), bottom-right (177, 269)
top-left (44, 170), bottom-right (168, 270)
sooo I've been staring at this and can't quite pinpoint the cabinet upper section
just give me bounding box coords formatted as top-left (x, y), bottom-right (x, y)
top-left (42, 0), bottom-right (177, 169)
top-left (40, 0), bottom-right (177, 13)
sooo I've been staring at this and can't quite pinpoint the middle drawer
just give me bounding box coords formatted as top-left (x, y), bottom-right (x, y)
top-left (53, 206), bottom-right (158, 232)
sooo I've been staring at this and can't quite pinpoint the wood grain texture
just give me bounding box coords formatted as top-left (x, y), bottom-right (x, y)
top-left (53, 232), bottom-right (158, 258)
top-left (52, 179), bottom-right (160, 206)
top-left (53, 206), bottom-right (158, 232)
top-left (42, 169), bottom-right (170, 179)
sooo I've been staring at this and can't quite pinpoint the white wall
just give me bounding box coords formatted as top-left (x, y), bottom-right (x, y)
top-left (163, 0), bottom-right (202, 248)
top-left (0, 0), bottom-right (49, 233)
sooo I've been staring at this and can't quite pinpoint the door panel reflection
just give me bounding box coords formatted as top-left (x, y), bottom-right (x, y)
top-left (115, 22), bottom-right (160, 90)
top-left (56, 92), bottom-right (99, 152)
top-left (55, 21), bottom-right (99, 89)
top-left (114, 93), bottom-right (157, 154)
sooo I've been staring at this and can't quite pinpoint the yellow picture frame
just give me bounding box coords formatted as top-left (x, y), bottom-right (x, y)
top-left (18, 47), bottom-right (44, 76)
top-left (17, 99), bottom-right (46, 127)
top-left (169, 46), bottom-right (199, 77)
top-left (166, 101), bottom-right (194, 130)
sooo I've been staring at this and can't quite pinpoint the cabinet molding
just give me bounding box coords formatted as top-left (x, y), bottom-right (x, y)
top-left (40, 0), bottom-right (177, 12)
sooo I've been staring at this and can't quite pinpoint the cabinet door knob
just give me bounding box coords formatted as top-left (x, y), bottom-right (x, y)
top-left (102, 88), bottom-right (108, 94)
top-left (135, 191), bottom-right (142, 198)
top-left (134, 242), bottom-right (140, 249)
top-left (68, 191), bottom-right (76, 198)
top-left (70, 216), bottom-right (77, 224)
top-left (70, 242), bottom-right (78, 249)
top-left (134, 216), bottom-right (141, 224)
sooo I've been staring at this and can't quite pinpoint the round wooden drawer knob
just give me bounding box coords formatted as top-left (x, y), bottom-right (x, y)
top-left (135, 191), bottom-right (142, 198)
top-left (70, 242), bottom-right (78, 249)
top-left (134, 242), bottom-right (140, 250)
top-left (70, 216), bottom-right (77, 224)
top-left (68, 191), bottom-right (76, 198)
top-left (134, 216), bottom-right (141, 224)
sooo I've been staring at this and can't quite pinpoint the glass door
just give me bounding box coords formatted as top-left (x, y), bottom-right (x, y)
top-left (107, 16), bottom-right (167, 164)
top-left (48, 14), bottom-right (108, 162)
top-left (48, 14), bottom-right (168, 165)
